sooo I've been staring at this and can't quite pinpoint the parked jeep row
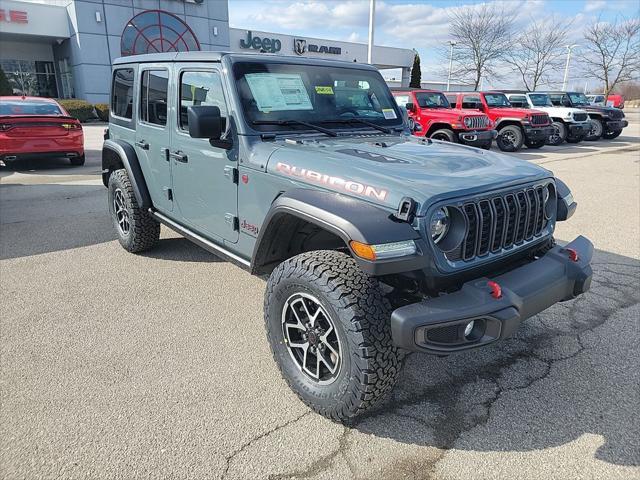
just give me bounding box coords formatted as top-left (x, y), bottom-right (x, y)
top-left (392, 88), bottom-right (628, 151)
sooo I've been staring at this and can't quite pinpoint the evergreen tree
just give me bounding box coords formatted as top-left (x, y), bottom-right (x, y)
top-left (0, 67), bottom-right (12, 96)
top-left (410, 53), bottom-right (422, 88)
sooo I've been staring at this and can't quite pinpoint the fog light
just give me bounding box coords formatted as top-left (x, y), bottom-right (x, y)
top-left (464, 321), bottom-right (475, 338)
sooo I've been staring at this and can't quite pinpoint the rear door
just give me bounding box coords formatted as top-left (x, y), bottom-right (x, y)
top-left (170, 64), bottom-right (238, 243)
top-left (135, 65), bottom-right (173, 212)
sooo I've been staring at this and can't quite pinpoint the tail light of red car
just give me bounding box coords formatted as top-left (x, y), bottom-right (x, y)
top-left (60, 122), bottom-right (82, 130)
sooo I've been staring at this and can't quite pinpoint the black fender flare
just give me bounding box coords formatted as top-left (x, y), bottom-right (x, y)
top-left (495, 118), bottom-right (524, 130)
top-left (102, 139), bottom-right (152, 210)
top-left (555, 178), bottom-right (577, 221)
top-left (251, 188), bottom-right (429, 276)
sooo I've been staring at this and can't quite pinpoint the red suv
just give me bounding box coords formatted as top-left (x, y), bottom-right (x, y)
top-left (392, 88), bottom-right (496, 149)
top-left (0, 96), bottom-right (85, 166)
top-left (446, 91), bottom-right (553, 152)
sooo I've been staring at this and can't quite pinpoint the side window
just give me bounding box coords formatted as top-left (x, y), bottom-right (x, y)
top-left (461, 95), bottom-right (481, 109)
top-left (445, 94), bottom-right (457, 107)
top-left (179, 70), bottom-right (228, 130)
top-left (549, 94), bottom-right (562, 106)
top-left (393, 94), bottom-right (410, 106)
top-left (140, 69), bottom-right (169, 126)
top-left (111, 68), bottom-right (134, 119)
top-left (509, 95), bottom-right (528, 108)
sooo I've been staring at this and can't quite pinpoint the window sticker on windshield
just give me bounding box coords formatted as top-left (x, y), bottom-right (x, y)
top-left (382, 108), bottom-right (397, 120)
top-left (315, 86), bottom-right (334, 95)
top-left (245, 73), bottom-right (313, 112)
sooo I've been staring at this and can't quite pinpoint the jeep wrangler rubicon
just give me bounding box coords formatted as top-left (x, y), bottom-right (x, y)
top-left (502, 91), bottom-right (590, 146)
top-left (102, 52), bottom-right (593, 422)
top-left (390, 88), bottom-right (496, 149)
top-left (542, 91), bottom-right (628, 141)
top-left (446, 91), bottom-right (554, 152)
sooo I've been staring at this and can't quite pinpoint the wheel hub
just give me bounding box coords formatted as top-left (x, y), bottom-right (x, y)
top-left (281, 293), bottom-right (342, 385)
top-left (113, 188), bottom-right (130, 236)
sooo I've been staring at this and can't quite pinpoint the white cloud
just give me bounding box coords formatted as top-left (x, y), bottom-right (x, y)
top-left (347, 31), bottom-right (361, 42)
top-left (583, 0), bottom-right (606, 13)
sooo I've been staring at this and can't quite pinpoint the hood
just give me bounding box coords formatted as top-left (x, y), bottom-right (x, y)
top-left (419, 107), bottom-right (485, 120)
top-left (533, 106), bottom-right (588, 117)
top-left (489, 106), bottom-right (541, 118)
top-left (265, 135), bottom-right (551, 212)
top-left (581, 105), bottom-right (621, 116)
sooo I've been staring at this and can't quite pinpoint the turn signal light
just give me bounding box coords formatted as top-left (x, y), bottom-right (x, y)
top-left (350, 241), bottom-right (377, 261)
top-left (61, 123), bottom-right (81, 130)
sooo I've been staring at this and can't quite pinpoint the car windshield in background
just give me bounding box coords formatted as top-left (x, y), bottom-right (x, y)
top-left (484, 93), bottom-right (511, 107)
top-left (0, 100), bottom-right (63, 116)
top-left (529, 93), bottom-right (553, 107)
top-left (568, 92), bottom-right (590, 106)
top-left (415, 92), bottom-right (450, 108)
top-left (508, 95), bottom-right (529, 108)
top-left (233, 61), bottom-right (403, 132)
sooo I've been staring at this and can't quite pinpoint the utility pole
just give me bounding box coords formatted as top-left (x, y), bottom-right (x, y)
top-left (562, 44), bottom-right (579, 90)
top-left (367, 0), bottom-right (375, 64)
top-left (446, 41), bottom-right (456, 91)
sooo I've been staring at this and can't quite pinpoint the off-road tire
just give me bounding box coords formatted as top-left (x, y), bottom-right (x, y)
top-left (496, 125), bottom-right (524, 152)
top-left (430, 128), bottom-right (456, 142)
top-left (108, 168), bottom-right (160, 253)
top-left (585, 118), bottom-right (603, 141)
top-left (547, 121), bottom-right (566, 146)
top-left (602, 130), bottom-right (622, 140)
top-left (525, 139), bottom-right (546, 149)
top-left (70, 154), bottom-right (85, 166)
top-left (264, 250), bottom-right (403, 422)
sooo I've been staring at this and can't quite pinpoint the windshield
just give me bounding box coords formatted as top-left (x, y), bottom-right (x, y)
top-left (529, 93), bottom-right (553, 107)
top-left (233, 61), bottom-right (403, 132)
top-left (568, 92), bottom-right (590, 106)
top-left (414, 92), bottom-right (450, 108)
top-left (0, 99), bottom-right (63, 116)
top-left (508, 95), bottom-right (529, 108)
top-left (484, 93), bottom-right (511, 107)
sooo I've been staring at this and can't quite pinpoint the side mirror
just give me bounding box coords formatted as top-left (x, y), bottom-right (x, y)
top-left (405, 102), bottom-right (416, 112)
top-left (187, 105), bottom-right (225, 140)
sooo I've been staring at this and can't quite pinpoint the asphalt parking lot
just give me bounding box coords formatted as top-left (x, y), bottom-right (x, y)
top-left (1, 113), bottom-right (639, 480)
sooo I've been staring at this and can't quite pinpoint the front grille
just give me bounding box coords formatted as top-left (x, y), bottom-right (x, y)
top-left (531, 114), bottom-right (549, 126)
top-left (465, 115), bottom-right (489, 129)
top-left (573, 112), bottom-right (588, 122)
top-left (608, 109), bottom-right (623, 120)
top-left (446, 185), bottom-right (550, 262)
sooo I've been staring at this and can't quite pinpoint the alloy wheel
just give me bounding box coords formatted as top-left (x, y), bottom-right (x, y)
top-left (113, 188), bottom-right (130, 236)
top-left (281, 292), bottom-right (341, 385)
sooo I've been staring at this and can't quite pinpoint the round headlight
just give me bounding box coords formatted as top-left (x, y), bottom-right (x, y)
top-left (543, 185), bottom-right (550, 204)
top-left (430, 207), bottom-right (450, 244)
top-left (464, 117), bottom-right (472, 127)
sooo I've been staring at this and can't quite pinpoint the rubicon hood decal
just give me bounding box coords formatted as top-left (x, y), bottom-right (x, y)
top-left (276, 162), bottom-right (389, 201)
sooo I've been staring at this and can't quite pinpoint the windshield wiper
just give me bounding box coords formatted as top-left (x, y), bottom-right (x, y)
top-left (320, 118), bottom-right (393, 134)
top-left (252, 119), bottom-right (337, 137)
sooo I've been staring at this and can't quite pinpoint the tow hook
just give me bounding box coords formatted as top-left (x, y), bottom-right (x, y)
top-left (487, 280), bottom-right (502, 299)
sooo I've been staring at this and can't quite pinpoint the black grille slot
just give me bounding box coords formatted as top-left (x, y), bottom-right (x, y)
top-left (609, 109), bottom-right (623, 120)
top-left (531, 114), bottom-right (549, 126)
top-left (444, 184), bottom-right (549, 263)
top-left (574, 113), bottom-right (588, 122)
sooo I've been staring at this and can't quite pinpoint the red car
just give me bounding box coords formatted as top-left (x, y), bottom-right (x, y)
top-left (0, 96), bottom-right (84, 166)
top-left (446, 91), bottom-right (553, 152)
top-left (607, 94), bottom-right (624, 109)
top-left (391, 88), bottom-right (496, 149)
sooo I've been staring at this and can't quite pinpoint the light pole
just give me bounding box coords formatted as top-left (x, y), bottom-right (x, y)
top-left (446, 40), bottom-right (456, 91)
top-left (367, 0), bottom-right (375, 64)
top-left (562, 44), bottom-right (579, 90)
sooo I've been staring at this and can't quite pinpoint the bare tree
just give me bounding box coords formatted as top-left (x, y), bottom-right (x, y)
top-left (503, 18), bottom-right (570, 91)
top-left (580, 16), bottom-right (640, 95)
top-left (447, 4), bottom-right (515, 89)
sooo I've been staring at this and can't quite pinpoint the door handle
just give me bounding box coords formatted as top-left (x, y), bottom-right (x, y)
top-left (170, 151), bottom-right (188, 163)
top-left (135, 140), bottom-right (149, 150)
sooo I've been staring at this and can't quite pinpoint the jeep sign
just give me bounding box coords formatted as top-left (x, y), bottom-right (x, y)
top-left (240, 31), bottom-right (282, 53)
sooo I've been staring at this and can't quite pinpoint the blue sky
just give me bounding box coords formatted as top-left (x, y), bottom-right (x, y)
top-left (229, 0), bottom-right (639, 89)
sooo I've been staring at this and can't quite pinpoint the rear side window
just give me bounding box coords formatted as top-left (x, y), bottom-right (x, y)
top-left (140, 69), bottom-right (169, 126)
top-left (508, 95), bottom-right (528, 108)
top-left (111, 68), bottom-right (134, 119)
top-left (393, 94), bottom-right (411, 106)
top-left (445, 94), bottom-right (457, 107)
top-left (179, 70), bottom-right (227, 130)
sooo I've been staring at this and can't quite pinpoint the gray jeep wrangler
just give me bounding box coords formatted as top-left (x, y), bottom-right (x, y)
top-left (102, 52), bottom-right (593, 422)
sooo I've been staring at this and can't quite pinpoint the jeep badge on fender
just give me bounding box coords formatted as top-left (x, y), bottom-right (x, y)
top-left (102, 51), bottom-right (593, 422)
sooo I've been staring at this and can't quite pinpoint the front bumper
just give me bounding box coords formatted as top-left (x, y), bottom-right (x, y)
top-left (523, 125), bottom-right (555, 142)
top-left (567, 123), bottom-right (589, 139)
top-left (391, 236), bottom-right (593, 354)
top-left (457, 129), bottom-right (497, 145)
top-left (604, 119), bottom-right (628, 132)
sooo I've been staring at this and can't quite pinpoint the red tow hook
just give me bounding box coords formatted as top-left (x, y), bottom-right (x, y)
top-left (487, 280), bottom-right (502, 299)
top-left (565, 247), bottom-right (579, 262)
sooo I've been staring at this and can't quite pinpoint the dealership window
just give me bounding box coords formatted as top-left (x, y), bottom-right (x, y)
top-left (0, 60), bottom-right (58, 97)
top-left (111, 68), bottom-right (135, 119)
top-left (179, 71), bottom-right (227, 130)
top-left (58, 58), bottom-right (74, 99)
top-left (140, 70), bottom-right (169, 126)
top-left (121, 10), bottom-right (200, 57)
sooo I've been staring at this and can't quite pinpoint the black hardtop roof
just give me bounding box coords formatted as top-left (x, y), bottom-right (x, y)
top-left (389, 87), bottom-right (442, 92)
top-left (112, 51), bottom-right (379, 71)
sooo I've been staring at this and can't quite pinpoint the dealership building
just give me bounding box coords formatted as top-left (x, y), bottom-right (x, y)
top-left (0, 0), bottom-right (415, 103)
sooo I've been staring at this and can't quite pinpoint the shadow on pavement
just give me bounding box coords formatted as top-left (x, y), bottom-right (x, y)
top-left (351, 247), bottom-right (639, 467)
top-left (0, 148), bottom-right (103, 180)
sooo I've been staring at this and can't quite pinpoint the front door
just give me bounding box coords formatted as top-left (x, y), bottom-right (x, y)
top-left (135, 66), bottom-right (173, 212)
top-left (170, 65), bottom-right (238, 243)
